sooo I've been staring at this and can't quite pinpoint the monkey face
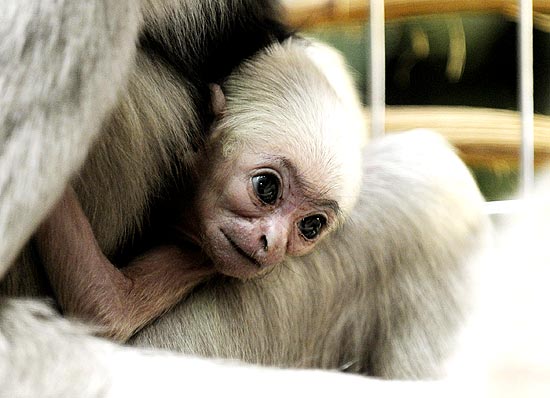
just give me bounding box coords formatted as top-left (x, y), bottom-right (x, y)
top-left (192, 150), bottom-right (341, 280)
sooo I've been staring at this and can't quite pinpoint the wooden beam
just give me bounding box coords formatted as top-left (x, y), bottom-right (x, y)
top-left (284, 0), bottom-right (550, 29)
top-left (377, 106), bottom-right (550, 167)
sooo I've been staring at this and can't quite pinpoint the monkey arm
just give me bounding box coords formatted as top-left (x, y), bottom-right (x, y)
top-left (35, 187), bottom-right (215, 342)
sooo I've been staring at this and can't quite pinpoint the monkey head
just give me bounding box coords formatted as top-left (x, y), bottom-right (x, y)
top-left (192, 146), bottom-right (343, 279)
top-left (192, 39), bottom-right (366, 279)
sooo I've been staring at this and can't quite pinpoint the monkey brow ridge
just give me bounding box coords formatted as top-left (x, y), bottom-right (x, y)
top-left (273, 155), bottom-right (342, 217)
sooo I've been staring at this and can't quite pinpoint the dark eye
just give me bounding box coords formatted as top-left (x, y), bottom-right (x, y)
top-left (299, 215), bottom-right (326, 240)
top-left (252, 173), bottom-right (280, 205)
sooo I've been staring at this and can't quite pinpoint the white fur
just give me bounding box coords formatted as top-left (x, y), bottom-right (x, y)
top-left (448, 173), bottom-right (550, 397)
top-left (216, 39), bottom-right (366, 217)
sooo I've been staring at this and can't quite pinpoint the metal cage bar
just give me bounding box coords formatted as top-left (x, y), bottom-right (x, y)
top-left (369, 0), bottom-right (386, 138)
top-left (368, 0), bottom-right (536, 214)
top-left (487, 0), bottom-right (535, 214)
top-left (519, 0), bottom-right (535, 197)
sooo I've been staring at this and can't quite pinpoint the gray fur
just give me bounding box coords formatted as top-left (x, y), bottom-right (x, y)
top-left (0, 299), bottom-right (114, 398)
top-left (0, 0), bottom-right (141, 273)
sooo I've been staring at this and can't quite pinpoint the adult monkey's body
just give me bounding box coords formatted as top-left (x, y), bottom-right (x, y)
top-left (1, 0), bottom-right (293, 295)
top-left (0, 0), bottom-right (490, 396)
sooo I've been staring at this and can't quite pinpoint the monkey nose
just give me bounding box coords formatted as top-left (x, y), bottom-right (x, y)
top-left (261, 235), bottom-right (268, 251)
top-left (258, 231), bottom-right (286, 262)
top-left (256, 222), bottom-right (288, 264)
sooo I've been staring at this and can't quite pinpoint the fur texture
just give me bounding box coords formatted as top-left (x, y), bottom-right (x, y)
top-left (0, 132), bottom-right (489, 396)
top-left (0, 1), bottom-right (141, 273)
top-left (132, 130), bottom-right (488, 378)
top-left (0, 1), bottom-right (499, 396)
top-left (216, 39), bottom-right (366, 215)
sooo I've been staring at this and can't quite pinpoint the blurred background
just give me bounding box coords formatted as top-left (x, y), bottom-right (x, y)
top-left (282, 0), bottom-right (550, 201)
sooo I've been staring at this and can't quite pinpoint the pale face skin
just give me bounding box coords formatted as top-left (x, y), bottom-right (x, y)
top-left (186, 147), bottom-right (341, 279)
top-left (174, 84), bottom-right (342, 279)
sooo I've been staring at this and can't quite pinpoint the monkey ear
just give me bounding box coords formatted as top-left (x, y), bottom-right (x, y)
top-left (210, 84), bottom-right (226, 116)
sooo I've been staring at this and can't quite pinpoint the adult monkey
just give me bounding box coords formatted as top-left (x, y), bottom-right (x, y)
top-left (1, 0), bottom-right (295, 294)
top-left (0, 0), bottom-right (489, 397)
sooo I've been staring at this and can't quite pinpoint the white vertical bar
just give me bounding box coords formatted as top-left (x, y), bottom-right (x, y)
top-left (484, 199), bottom-right (523, 215)
top-left (369, 0), bottom-right (385, 137)
top-left (519, 0), bottom-right (535, 196)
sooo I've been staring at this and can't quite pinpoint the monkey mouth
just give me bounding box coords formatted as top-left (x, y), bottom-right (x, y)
top-left (220, 230), bottom-right (262, 269)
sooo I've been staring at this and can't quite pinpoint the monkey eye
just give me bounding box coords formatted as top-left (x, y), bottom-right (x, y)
top-left (252, 173), bottom-right (280, 205)
top-left (299, 215), bottom-right (326, 240)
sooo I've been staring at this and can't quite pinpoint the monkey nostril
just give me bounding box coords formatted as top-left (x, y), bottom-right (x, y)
top-left (261, 235), bottom-right (268, 251)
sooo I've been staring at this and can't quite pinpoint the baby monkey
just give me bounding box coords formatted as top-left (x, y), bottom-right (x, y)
top-left (36, 40), bottom-right (366, 341)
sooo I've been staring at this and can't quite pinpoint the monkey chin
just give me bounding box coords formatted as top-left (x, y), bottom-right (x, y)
top-left (214, 261), bottom-right (271, 280)
top-left (206, 230), bottom-right (277, 281)
top-left (211, 250), bottom-right (277, 281)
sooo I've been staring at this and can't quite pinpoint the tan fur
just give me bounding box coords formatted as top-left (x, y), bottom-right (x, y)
top-left (74, 53), bottom-right (201, 256)
top-left (1, 49), bottom-right (201, 296)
